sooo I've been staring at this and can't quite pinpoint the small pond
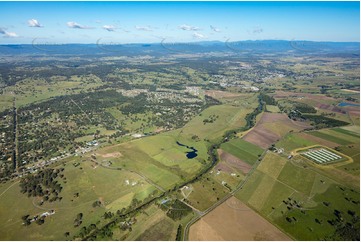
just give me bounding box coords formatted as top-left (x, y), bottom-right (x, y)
top-left (176, 141), bottom-right (198, 159)
top-left (338, 102), bottom-right (360, 107)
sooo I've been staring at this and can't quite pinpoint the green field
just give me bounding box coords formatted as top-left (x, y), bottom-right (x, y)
top-left (180, 94), bottom-right (258, 143)
top-left (266, 105), bottom-right (280, 113)
top-left (308, 131), bottom-right (354, 145)
top-left (221, 138), bottom-right (264, 165)
top-left (0, 158), bottom-right (159, 240)
top-left (235, 151), bottom-right (360, 240)
top-left (276, 133), bottom-right (317, 152)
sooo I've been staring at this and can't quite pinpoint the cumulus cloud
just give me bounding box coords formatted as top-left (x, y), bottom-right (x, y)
top-left (193, 32), bottom-right (206, 39)
top-left (103, 25), bottom-right (116, 32)
top-left (67, 21), bottom-right (94, 29)
top-left (179, 24), bottom-right (200, 31)
top-left (210, 25), bottom-right (221, 32)
top-left (135, 25), bottom-right (153, 31)
top-left (28, 19), bottom-right (43, 27)
top-left (0, 28), bottom-right (18, 38)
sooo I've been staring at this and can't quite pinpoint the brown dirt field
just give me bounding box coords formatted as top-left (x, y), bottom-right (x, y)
top-left (205, 90), bottom-right (243, 99)
top-left (218, 149), bottom-right (252, 174)
top-left (189, 196), bottom-right (291, 241)
top-left (243, 126), bottom-right (281, 149)
top-left (215, 162), bottom-right (234, 173)
top-left (297, 133), bottom-right (339, 148)
top-left (243, 113), bottom-right (309, 149)
top-left (100, 152), bottom-right (123, 158)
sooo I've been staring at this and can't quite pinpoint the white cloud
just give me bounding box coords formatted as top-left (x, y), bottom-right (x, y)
top-left (135, 25), bottom-right (153, 31)
top-left (210, 25), bottom-right (221, 32)
top-left (103, 25), bottom-right (116, 32)
top-left (193, 32), bottom-right (207, 39)
top-left (179, 24), bottom-right (200, 31)
top-left (0, 28), bottom-right (18, 38)
top-left (67, 21), bottom-right (94, 29)
top-left (28, 19), bottom-right (43, 27)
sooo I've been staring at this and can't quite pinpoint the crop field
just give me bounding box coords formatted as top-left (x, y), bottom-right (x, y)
top-left (235, 150), bottom-right (360, 240)
top-left (243, 112), bottom-right (311, 149)
top-left (307, 129), bottom-right (358, 145)
top-left (220, 138), bottom-right (264, 165)
top-left (217, 149), bottom-right (252, 175)
top-left (276, 133), bottom-right (318, 152)
top-left (189, 196), bottom-right (291, 241)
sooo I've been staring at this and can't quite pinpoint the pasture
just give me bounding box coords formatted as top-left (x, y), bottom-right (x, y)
top-left (235, 150), bottom-right (360, 240)
top-left (0, 157), bottom-right (159, 240)
top-left (179, 94), bottom-right (258, 143)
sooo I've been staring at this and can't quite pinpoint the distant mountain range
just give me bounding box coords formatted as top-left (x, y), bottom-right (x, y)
top-left (0, 40), bottom-right (359, 56)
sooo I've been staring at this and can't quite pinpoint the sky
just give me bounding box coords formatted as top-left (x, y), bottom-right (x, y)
top-left (0, 1), bottom-right (359, 44)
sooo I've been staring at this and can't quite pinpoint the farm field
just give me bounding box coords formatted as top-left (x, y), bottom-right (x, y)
top-left (307, 129), bottom-right (359, 145)
top-left (242, 112), bottom-right (311, 149)
top-left (0, 12), bottom-right (359, 241)
top-left (189, 196), bottom-right (291, 241)
top-left (217, 149), bottom-right (253, 175)
top-left (220, 138), bottom-right (264, 165)
top-left (235, 150), bottom-right (360, 240)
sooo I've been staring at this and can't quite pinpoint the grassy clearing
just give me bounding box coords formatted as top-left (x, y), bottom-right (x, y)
top-left (276, 133), bottom-right (317, 152)
top-left (220, 138), bottom-right (264, 165)
top-left (335, 143), bottom-right (360, 176)
top-left (180, 94), bottom-right (258, 143)
top-left (186, 174), bottom-right (229, 211)
top-left (266, 105), bottom-right (280, 113)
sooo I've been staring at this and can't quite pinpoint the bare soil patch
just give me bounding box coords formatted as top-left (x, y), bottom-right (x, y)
top-left (100, 152), bottom-right (123, 158)
top-left (205, 90), bottom-right (243, 99)
top-left (189, 196), bottom-right (291, 241)
top-left (218, 149), bottom-right (252, 174)
top-left (215, 162), bottom-right (233, 173)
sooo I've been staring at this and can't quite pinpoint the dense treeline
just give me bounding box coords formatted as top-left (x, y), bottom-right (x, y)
top-left (293, 102), bottom-right (317, 113)
top-left (259, 93), bottom-right (277, 105)
top-left (166, 199), bottom-right (193, 220)
top-left (19, 168), bottom-right (64, 201)
top-left (302, 114), bottom-right (349, 128)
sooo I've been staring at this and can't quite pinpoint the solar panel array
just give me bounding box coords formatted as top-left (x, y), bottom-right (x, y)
top-left (302, 148), bottom-right (342, 164)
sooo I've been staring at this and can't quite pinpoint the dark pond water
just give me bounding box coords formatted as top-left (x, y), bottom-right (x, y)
top-left (338, 102), bottom-right (360, 107)
top-left (176, 141), bottom-right (198, 159)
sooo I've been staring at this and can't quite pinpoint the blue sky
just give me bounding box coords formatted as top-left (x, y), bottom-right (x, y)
top-left (0, 1), bottom-right (359, 44)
